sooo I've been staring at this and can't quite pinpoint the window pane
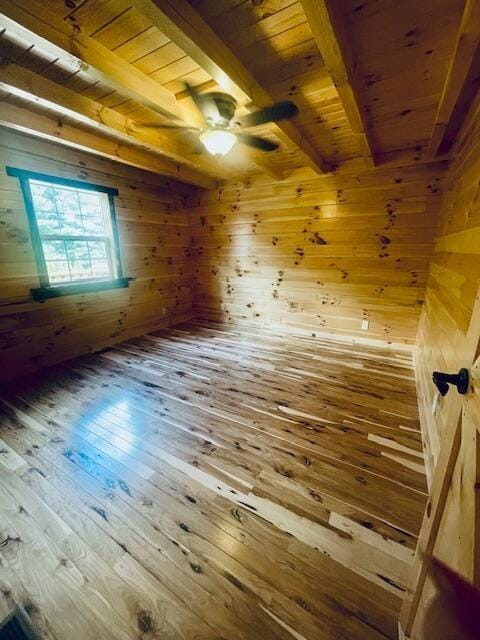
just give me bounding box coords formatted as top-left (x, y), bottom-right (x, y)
top-left (70, 259), bottom-right (93, 281)
top-left (30, 183), bottom-right (55, 212)
top-left (79, 192), bottom-right (102, 216)
top-left (54, 187), bottom-right (79, 215)
top-left (65, 240), bottom-right (91, 280)
top-left (36, 211), bottom-right (60, 234)
top-left (88, 240), bottom-right (107, 259)
top-left (42, 240), bottom-right (67, 261)
top-left (46, 260), bottom-right (70, 282)
top-left (58, 212), bottom-right (85, 236)
top-left (57, 214), bottom-right (84, 235)
top-left (91, 259), bottom-right (110, 278)
top-left (53, 188), bottom-right (83, 235)
top-left (79, 192), bottom-right (106, 236)
top-left (82, 215), bottom-right (105, 235)
top-left (65, 240), bottom-right (89, 261)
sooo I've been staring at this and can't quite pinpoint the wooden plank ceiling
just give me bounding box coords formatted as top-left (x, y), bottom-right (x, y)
top-left (0, 0), bottom-right (473, 187)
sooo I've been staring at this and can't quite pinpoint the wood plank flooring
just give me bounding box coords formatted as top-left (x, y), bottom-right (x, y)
top-left (0, 322), bottom-right (427, 639)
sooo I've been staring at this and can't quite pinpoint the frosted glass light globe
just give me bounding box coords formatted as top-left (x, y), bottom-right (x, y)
top-left (200, 130), bottom-right (237, 156)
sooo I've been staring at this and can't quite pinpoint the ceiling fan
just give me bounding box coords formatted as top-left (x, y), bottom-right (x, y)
top-left (141, 83), bottom-right (299, 157)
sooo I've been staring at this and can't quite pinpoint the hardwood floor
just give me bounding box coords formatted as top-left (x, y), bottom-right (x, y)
top-left (0, 322), bottom-right (427, 639)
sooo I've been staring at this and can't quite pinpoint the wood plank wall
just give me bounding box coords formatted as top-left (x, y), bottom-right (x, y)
top-left (415, 96), bottom-right (480, 476)
top-left (188, 160), bottom-right (446, 346)
top-left (409, 95), bottom-right (480, 638)
top-left (0, 129), bottom-right (196, 381)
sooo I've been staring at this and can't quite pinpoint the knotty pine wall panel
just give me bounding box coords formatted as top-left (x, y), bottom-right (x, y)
top-left (189, 162), bottom-right (446, 346)
top-left (408, 97), bottom-right (480, 640)
top-left (0, 129), bottom-right (196, 381)
top-left (415, 97), bottom-right (480, 475)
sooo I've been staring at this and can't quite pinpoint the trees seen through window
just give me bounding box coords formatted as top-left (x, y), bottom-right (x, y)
top-left (29, 179), bottom-right (116, 285)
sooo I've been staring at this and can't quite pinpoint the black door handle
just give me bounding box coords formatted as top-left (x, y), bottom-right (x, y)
top-left (432, 368), bottom-right (469, 396)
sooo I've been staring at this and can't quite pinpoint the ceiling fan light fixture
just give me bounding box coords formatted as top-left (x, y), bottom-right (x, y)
top-left (200, 130), bottom-right (236, 156)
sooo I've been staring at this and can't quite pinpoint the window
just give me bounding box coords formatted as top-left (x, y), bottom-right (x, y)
top-left (7, 167), bottom-right (130, 300)
top-left (30, 180), bottom-right (116, 284)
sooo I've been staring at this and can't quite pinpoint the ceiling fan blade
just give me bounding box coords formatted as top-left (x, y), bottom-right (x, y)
top-left (185, 82), bottom-right (220, 125)
top-left (233, 101), bottom-right (299, 129)
top-left (236, 133), bottom-right (279, 152)
top-left (232, 100), bottom-right (298, 128)
top-left (137, 123), bottom-right (200, 131)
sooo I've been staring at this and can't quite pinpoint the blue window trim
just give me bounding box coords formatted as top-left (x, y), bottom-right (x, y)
top-left (31, 278), bottom-right (131, 301)
top-left (6, 167), bottom-right (119, 195)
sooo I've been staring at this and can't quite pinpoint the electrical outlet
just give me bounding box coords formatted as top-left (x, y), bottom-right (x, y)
top-left (162, 307), bottom-right (167, 316)
top-left (361, 318), bottom-right (369, 331)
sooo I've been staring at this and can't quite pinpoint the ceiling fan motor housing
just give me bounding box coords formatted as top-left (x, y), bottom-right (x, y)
top-left (207, 92), bottom-right (237, 127)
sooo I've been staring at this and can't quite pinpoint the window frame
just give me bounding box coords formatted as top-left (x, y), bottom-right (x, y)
top-left (7, 167), bottom-right (131, 300)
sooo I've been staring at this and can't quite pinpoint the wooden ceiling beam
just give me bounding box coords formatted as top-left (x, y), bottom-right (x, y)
top-left (0, 101), bottom-right (216, 189)
top-left (0, 1), bottom-right (283, 182)
top-left (300, 0), bottom-right (375, 167)
top-left (0, 63), bottom-right (281, 182)
top-left (243, 149), bottom-right (285, 181)
top-left (130, 0), bottom-right (326, 174)
top-left (0, 0), bottom-right (195, 124)
top-left (0, 62), bottom-right (227, 184)
top-left (428, 0), bottom-right (480, 157)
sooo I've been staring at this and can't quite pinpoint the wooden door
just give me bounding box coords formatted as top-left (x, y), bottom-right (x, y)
top-left (400, 285), bottom-right (480, 638)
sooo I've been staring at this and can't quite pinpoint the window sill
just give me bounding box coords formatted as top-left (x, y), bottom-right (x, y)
top-left (31, 277), bottom-right (132, 301)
